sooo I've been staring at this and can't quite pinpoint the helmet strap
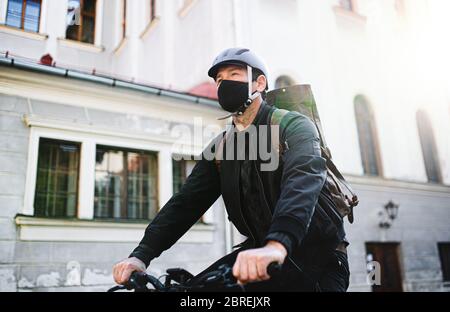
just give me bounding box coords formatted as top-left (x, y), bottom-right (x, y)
top-left (247, 65), bottom-right (253, 99)
top-left (236, 65), bottom-right (260, 115)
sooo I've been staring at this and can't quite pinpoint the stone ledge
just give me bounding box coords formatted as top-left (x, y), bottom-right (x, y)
top-left (0, 25), bottom-right (48, 41)
top-left (15, 216), bottom-right (215, 243)
top-left (344, 174), bottom-right (450, 195)
top-left (57, 38), bottom-right (105, 53)
top-left (332, 6), bottom-right (367, 24)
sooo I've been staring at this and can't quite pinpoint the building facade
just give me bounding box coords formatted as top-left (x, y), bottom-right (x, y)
top-left (0, 0), bottom-right (449, 291)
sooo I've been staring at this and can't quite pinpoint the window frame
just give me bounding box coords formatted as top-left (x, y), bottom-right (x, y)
top-left (139, 0), bottom-right (159, 39)
top-left (23, 125), bottom-right (170, 221)
top-left (339, 0), bottom-right (357, 12)
top-left (94, 144), bottom-right (159, 220)
top-left (65, 0), bottom-right (97, 44)
top-left (333, 0), bottom-right (366, 23)
top-left (171, 155), bottom-right (198, 195)
top-left (150, 0), bottom-right (156, 23)
top-left (122, 0), bottom-right (126, 38)
top-left (34, 137), bottom-right (81, 218)
top-left (5, 0), bottom-right (42, 32)
top-left (18, 120), bottom-right (215, 243)
top-left (416, 110), bottom-right (443, 184)
top-left (172, 155), bottom-right (209, 224)
top-left (354, 95), bottom-right (384, 177)
top-left (178, 0), bottom-right (197, 18)
top-left (172, 156), bottom-right (187, 195)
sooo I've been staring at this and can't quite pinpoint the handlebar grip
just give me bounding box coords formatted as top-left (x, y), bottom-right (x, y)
top-left (125, 271), bottom-right (147, 290)
top-left (267, 262), bottom-right (282, 277)
top-left (129, 271), bottom-right (146, 283)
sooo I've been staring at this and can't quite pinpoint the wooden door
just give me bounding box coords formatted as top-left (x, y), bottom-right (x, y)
top-left (366, 242), bottom-right (403, 292)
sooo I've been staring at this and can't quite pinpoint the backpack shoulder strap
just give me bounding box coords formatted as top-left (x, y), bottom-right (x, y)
top-left (270, 108), bottom-right (358, 209)
top-left (270, 108), bottom-right (290, 127)
top-left (270, 108), bottom-right (296, 154)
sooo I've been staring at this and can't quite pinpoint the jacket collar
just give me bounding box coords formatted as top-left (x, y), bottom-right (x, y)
top-left (231, 100), bottom-right (272, 128)
top-left (252, 100), bottom-right (273, 127)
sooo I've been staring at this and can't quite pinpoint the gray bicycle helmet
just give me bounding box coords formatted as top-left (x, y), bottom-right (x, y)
top-left (208, 47), bottom-right (269, 90)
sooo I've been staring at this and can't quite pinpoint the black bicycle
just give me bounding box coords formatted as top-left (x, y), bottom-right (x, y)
top-left (107, 262), bottom-right (282, 292)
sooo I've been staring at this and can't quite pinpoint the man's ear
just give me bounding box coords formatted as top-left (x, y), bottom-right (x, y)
top-left (255, 75), bottom-right (267, 92)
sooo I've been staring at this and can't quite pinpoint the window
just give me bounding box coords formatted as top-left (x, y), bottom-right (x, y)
top-left (354, 95), bottom-right (383, 176)
top-left (416, 110), bottom-right (442, 183)
top-left (150, 0), bottom-right (156, 22)
top-left (95, 146), bottom-right (158, 220)
top-left (438, 243), bottom-right (450, 282)
top-left (122, 0), bottom-right (126, 38)
top-left (5, 0), bottom-right (42, 32)
top-left (179, 0), bottom-right (196, 18)
top-left (274, 75), bottom-right (296, 89)
top-left (173, 157), bottom-right (203, 223)
top-left (339, 0), bottom-right (355, 11)
top-left (395, 0), bottom-right (406, 15)
top-left (66, 0), bottom-right (96, 44)
top-left (34, 138), bottom-right (80, 218)
top-left (172, 158), bottom-right (196, 195)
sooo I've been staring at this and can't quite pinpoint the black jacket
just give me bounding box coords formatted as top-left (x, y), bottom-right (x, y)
top-left (130, 102), bottom-right (346, 269)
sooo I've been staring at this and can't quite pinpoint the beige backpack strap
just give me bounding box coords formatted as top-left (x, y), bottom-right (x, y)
top-left (270, 109), bottom-right (290, 154)
top-left (270, 108), bottom-right (290, 127)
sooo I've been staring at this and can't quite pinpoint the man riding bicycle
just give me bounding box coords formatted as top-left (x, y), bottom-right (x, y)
top-left (113, 48), bottom-right (350, 292)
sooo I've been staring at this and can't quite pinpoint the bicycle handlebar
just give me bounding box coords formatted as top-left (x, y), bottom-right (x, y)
top-left (128, 271), bottom-right (165, 291)
top-left (107, 261), bottom-right (283, 292)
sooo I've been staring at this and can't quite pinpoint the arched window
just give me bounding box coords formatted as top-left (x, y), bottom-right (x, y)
top-left (416, 110), bottom-right (442, 183)
top-left (354, 95), bottom-right (383, 176)
top-left (274, 75), bottom-right (296, 89)
top-left (122, 0), bottom-right (127, 39)
top-left (339, 0), bottom-right (355, 11)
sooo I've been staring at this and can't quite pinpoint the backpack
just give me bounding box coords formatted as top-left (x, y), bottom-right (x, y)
top-left (266, 84), bottom-right (359, 223)
top-left (214, 84), bottom-right (359, 224)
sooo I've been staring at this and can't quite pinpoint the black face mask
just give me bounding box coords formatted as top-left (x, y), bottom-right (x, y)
top-left (217, 80), bottom-right (249, 113)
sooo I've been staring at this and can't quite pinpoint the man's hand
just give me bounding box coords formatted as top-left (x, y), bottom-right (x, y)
top-left (232, 241), bottom-right (287, 285)
top-left (113, 257), bottom-right (146, 285)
